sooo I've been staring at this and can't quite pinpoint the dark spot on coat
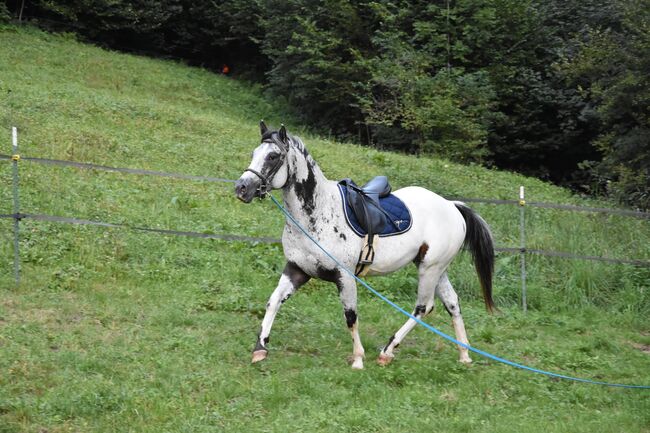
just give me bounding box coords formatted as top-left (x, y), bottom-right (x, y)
top-left (259, 153), bottom-right (281, 176)
top-left (292, 162), bottom-right (317, 215)
top-left (414, 304), bottom-right (426, 316)
top-left (284, 261), bottom-right (311, 288)
top-left (443, 302), bottom-right (461, 317)
top-left (339, 233), bottom-right (347, 240)
top-left (384, 334), bottom-right (399, 349)
top-left (315, 266), bottom-right (341, 284)
top-left (333, 227), bottom-right (338, 233)
top-left (413, 243), bottom-right (429, 266)
top-left (344, 309), bottom-right (357, 328)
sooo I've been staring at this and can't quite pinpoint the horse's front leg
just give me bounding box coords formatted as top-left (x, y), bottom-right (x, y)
top-left (252, 261), bottom-right (310, 363)
top-left (337, 274), bottom-right (365, 369)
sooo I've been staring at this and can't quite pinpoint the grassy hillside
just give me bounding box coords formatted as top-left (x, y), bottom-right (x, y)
top-left (1, 25), bottom-right (649, 433)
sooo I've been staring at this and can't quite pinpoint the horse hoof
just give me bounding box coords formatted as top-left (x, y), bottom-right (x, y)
top-left (351, 358), bottom-right (364, 370)
top-left (251, 349), bottom-right (268, 363)
top-left (459, 357), bottom-right (472, 365)
top-left (377, 353), bottom-right (394, 366)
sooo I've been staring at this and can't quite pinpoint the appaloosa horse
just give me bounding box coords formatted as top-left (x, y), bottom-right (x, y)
top-left (235, 122), bottom-right (495, 369)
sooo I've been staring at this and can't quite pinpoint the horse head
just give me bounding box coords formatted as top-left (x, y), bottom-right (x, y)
top-left (235, 121), bottom-right (291, 203)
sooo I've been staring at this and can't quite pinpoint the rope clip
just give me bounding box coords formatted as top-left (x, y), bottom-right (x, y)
top-left (257, 184), bottom-right (269, 200)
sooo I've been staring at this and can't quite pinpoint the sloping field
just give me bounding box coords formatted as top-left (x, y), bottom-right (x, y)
top-left (1, 25), bottom-right (649, 433)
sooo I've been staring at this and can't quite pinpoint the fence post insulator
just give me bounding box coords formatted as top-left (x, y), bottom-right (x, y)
top-left (12, 154), bottom-right (20, 162)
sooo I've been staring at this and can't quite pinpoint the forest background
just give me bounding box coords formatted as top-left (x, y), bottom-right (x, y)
top-left (2, 0), bottom-right (649, 209)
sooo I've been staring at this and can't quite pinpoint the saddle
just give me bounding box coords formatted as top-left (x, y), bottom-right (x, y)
top-left (340, 176), bottom-right (392, 232)
top-left (339, 176), bottom-right (399, 276)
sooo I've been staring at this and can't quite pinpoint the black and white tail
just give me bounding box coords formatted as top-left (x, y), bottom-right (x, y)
top-left (454, 202), bottom-right (496, 313)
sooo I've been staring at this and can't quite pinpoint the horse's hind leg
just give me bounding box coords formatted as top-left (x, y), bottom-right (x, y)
top-left (436, 273), bottom-right (472, 364)
top-left (377, 265), bottom-right (441, 366)
top-left (252, 262), bottom-right (310, 363)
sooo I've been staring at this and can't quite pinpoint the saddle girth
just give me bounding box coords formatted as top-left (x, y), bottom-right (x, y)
top-left (355, 234), bottom-right (378, 277)
top-left (339, 177), bottom-right (394, 276)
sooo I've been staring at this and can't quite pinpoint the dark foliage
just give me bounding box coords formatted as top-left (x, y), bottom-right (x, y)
top-left (560, 0), bottom-right (650, 209)
top-left (3, 0), bottom-right (648, 208)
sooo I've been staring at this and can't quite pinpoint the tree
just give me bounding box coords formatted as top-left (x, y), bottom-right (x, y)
top-left (355, 28), bottom-right (497, 161)
top-left (163, 1), bottom-right (266, 77)
top-left (23, 0), bottom-right (181, 50)
top-left (5, 0), bottom-right (647, 206)
top-left (562, 0), bottom-right (650, 209)
top-left (261, 0), bottom-right (371, 136)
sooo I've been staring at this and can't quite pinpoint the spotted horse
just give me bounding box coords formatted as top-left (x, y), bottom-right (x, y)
top-left (235, 122), bottom-right (496, 369)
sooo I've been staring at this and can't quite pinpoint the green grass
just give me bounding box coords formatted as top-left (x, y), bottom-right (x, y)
top-left (1, 24), bottom-right (649, 433)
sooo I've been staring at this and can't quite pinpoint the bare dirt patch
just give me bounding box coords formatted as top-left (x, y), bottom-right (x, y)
top-left (630, 342), bottom-right (650, 354)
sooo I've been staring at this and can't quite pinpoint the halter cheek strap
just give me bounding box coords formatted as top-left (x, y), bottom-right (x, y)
top-left (244, 145), bottom-right (287, 198)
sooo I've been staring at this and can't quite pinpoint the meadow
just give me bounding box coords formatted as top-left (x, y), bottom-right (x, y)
top-left (1, 25), bottom-right (649, 432)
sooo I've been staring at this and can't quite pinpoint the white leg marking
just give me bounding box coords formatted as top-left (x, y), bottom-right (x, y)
top-left (253, 274), bottom-right (295, 362)
top-left (350, 321), bottom-right (365, 369)
top-left (436, 274), bottom-right (472, 364)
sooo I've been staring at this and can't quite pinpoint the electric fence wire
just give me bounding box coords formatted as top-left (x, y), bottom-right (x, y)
top-left (1, 153), bottom-right (648, 266)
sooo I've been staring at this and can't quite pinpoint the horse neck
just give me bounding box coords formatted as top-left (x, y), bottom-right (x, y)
top-left (282, 139), bottom-right (332, 220)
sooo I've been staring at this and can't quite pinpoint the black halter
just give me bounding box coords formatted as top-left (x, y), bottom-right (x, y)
top-left (245, 136), bottom-right (288, 198)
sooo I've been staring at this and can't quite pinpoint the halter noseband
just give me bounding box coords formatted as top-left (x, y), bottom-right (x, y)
top-left (245, 138), bottom-right (288, 198)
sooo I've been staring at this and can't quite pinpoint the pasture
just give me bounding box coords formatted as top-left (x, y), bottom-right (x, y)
top-left (1, 25), bottom-right (649, 433)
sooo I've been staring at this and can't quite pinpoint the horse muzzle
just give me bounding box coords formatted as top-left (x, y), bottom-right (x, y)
top-left (235, 177), bottom-right (261, 203)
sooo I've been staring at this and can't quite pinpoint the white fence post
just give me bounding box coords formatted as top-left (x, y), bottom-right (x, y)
top-left (11, 127), bottom-right (21, 287)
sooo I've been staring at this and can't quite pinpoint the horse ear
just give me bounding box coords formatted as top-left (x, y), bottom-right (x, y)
top-left (279, 124), bottom-right (288, 143)
top-left (259, 120), bottom-right (268, 135)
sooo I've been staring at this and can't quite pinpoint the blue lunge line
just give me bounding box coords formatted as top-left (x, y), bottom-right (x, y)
top-left (270, 195), bottom-right (650, 389)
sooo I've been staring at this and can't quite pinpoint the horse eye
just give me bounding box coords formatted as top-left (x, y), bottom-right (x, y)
top-left (266, 153), bottom-right (278, 161)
